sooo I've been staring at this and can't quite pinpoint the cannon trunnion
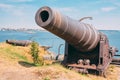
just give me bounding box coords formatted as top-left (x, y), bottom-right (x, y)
top-left (35, 6), bottom-right (118, 76)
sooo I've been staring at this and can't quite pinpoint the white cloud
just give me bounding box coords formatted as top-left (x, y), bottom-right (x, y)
top-left (101, 7), bottom-right (116, 12)
top-left (0, 3), bottom-right (24, 16)
top-left (8, 0), bottom-right (33, 2)
top-left (0, 3), bottom-right (14, 9)
top-left (58, 7), bottom-right (74, 12)
top-left (54, 7), bottom-right (78, 14)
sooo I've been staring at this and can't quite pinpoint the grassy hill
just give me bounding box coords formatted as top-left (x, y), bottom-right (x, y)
top-left (0, 42), bottom-right (119, 80)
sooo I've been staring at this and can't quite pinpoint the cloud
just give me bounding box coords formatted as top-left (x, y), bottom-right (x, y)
top-left (53, 7), bottom-right (81, 19)
top-left (101, 7), bottom-right (116, 12)
top-left (57, 7), bottom-right (74, 12)
top-left (0, 3), bottom-right (24, 16)
top-left (0, 3), bottom-right (14, 9)
top-left (8, 0), bottom-right (33, 2)
top-left (54, 7), bottom-right (79, 15)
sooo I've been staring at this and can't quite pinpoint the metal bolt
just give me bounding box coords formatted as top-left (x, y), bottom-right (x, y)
top-left (77, 59), bottom-right (83, 65)
top-left (84, 59), bottom-right (90, 65)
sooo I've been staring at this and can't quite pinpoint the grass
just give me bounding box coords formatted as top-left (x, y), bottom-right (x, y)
top-left (5, 48), bottom-right (27, 61)
top-left (0, 43), bottom-right (28, 61)
top-left (0, 42), bottom-right (52, 64)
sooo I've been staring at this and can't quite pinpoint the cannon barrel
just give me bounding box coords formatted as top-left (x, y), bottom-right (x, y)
top-left (6, 40), bottom-right (32, 46)
top-left (35, 6), bottom-right (100, 52)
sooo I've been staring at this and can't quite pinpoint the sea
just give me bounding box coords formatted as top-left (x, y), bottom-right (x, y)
top-left (0, 30), bottom-right (120, 55)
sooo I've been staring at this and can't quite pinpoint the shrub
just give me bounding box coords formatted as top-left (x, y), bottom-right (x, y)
top-left (30, 41), bottom-right (43, 65)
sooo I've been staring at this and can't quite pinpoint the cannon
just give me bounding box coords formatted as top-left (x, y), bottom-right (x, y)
top-left (6, 40), bottom-right (32, 46)
top-left (35, 6), bottom-right (118, 76)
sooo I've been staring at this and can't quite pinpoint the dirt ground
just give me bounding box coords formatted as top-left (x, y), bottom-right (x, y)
top-left (0, 57), bottom-right (120, 80)
top-left (0, 58), bottom-right (39, 80)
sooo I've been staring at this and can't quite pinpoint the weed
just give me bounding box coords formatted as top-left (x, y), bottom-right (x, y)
top-left (44, 76), bottom-right (50, 80)
top-left (30, 41), bottom-right (44, 65)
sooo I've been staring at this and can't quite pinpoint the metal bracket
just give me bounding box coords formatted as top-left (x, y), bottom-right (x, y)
top-left (79, 17), bottom-right (93, 22)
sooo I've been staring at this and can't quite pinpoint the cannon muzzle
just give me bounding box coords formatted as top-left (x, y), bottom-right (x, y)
top-left (35, 6), bottom-right (100, 52)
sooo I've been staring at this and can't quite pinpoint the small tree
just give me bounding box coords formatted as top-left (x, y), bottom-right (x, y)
top-left (30, 41), bottom-right (40, 65)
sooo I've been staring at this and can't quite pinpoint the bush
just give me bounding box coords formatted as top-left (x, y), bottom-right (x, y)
top-left (30, 41), bottom-right (43, 65)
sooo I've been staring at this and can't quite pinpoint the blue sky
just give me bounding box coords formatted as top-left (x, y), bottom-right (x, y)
top-left (0, 0), bottom-right (120, 30)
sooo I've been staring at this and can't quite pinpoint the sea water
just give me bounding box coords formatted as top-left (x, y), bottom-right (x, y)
top-left (0, 30), bottom-right (120, 54)
top-left (0, 30), bottom-right (65, 54)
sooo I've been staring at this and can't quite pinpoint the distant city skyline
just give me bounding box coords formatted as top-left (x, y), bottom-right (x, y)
top-left (0, 0), bottom-right (120, 30)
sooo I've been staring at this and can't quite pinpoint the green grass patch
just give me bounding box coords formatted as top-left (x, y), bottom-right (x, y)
top-left (6, 48), bottom-right (27, 61)
top-left (0, 46), bottom-right (28, 61)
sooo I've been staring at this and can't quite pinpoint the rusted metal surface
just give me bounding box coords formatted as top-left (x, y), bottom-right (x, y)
top-left (35, 6), bottom-right (118, 76)
top-left (112, 58), bottom-right (120, 62)
top-left (79, 17), bottom-right (93, 22)
top-left (114, 54), bottom-right (120, 56)
top-left (35, 6), bottom-right (100, 52)
top-left (111, 62), bottom-right (120, 65)
top-left (41, 46), bottom-right (52, 50)
top-left (68, 64), bottom-right (97, 70)
top-left (6, 40), bottom-right (32, 46)
top-left (111, 58), bottom-right (120, 65)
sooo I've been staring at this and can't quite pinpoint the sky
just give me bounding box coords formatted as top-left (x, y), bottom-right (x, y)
top-left (0, 0), bottom-right (120, 30)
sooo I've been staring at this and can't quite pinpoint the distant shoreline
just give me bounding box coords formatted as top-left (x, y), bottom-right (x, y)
top-left (0, 28), bottom-right (120, 32)
top-left (0, 28), bottom-right (46, 32)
